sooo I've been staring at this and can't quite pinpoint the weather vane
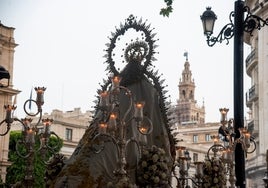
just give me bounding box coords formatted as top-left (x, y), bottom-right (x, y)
top-left (183, 51), bottom-right (188, 61)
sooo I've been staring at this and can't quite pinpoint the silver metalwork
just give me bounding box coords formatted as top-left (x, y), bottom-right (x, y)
top-left (173, 146), bottom-right (203, 188)
top-left (93, 77), bottom-right (153, 186)
top-left (173, 108), bottom-right (256, 188)
top-left (0, 87), bottom-right (61, 188)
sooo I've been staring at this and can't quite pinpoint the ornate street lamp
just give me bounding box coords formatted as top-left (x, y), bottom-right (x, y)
top-left (200, 7), bottom-right (217, 37)
top-left (0, 87), bottom-right (61, 188)
top-left (200, 1), bottom-right (267, 187)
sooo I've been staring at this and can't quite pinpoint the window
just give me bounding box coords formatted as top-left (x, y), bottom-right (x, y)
top-left (193, 153), bottom-right (198, 162)
top-left (193, 135), bottom-right (198, 143)
top-left (65, 128), bottom-right (73, 141)
top-left (182, 90), bottom-right (186, 99)
top-left (205, 134), bottom-right (211, 141)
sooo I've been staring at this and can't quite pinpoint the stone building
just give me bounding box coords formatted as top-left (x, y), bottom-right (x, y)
top-left (0, 22), bottom-right (20, 183)
top-left (244, 0), bottom-right (268, 186)
top-left (11, 108), bottom-right (92, 157)
top-left (43, 108), bottom-right (91, 157)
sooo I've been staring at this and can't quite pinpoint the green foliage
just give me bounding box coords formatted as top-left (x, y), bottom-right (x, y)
top-left (6, 131), bottom-right (63, 187)
top-left (160, 0), bottom-right (173, 17)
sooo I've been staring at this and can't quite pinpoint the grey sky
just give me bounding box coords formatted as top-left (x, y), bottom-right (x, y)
top-left (0, 0), bottom-right (251, 122)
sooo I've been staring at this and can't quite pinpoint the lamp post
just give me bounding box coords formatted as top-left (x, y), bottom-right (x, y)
top-left (201, 1), bottom-right (267, 187)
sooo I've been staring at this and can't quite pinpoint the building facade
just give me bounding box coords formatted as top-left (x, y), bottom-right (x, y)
top-left (11, 108), bottom-right (91, 158)
top-left (244, 0), bottom-right (268, 187)
top-left (0, 22), bottom-right (20, 183)
top-left (45, 108), bottom-right (91, 157)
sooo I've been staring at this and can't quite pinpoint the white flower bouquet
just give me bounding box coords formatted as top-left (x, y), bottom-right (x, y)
top-left (136, 145), bottom-right (170, 187)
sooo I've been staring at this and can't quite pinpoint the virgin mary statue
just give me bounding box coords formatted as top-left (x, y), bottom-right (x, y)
top-left (47, 15), bottom-right (176, 188)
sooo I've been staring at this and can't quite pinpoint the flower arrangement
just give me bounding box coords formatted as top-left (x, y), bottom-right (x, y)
top-left (201, 157), bottom-right (227, 188)
top-left (136, 145), bottom-right (171, 187)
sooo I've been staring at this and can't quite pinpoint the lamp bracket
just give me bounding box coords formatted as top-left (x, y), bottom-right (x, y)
top-left (206, 6), bottom-right (268, 47)
top-left (244, 6), bottom-right (268, 35)
top-left (206, 11), bottom-right (235, 47)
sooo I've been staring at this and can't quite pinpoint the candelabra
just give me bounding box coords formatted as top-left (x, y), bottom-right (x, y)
top-left (0, 87), bottom-right (61, 188)
top-left (92, 76), bottom-right (153, 186)
top-left (173, 108), bottom-right (256, 188)
top-left (173, 146), bottom-right (203, 188)
top-left (206, 108), bottom-right (256, 187)
top-left (216, 108), bottom-right (256, 156)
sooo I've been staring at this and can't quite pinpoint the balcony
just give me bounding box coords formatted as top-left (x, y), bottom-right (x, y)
top-left (246, 49), bottom-right (258, 76)
top-left (247, 119), bottom-right (259, 138)
top-left (246, 84), bottom-right (258, 107)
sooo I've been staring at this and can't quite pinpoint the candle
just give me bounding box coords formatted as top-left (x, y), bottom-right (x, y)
top-left (194, 162), bottom-right (204, 177)
top-left (222, 149), bottom-right (227, 160)
top-left (26, 128), bottom-right (35, 144)
top-left (211, 135), bottom-right (219, 145)
top-left (99, 91), bottom-right (109, 108)
top-left (138, 129), bottom-right (148, 145)
top-left (176, 146), bottom-right (186, 158)
top-left (222, 148), bottom-right (233, 163)
top-left (139, 127), bottom-right (148, 134)
top-left (134, 102), bottom-right (144, 121)
top-left (181, 157), bottom-right (188, 172)
top-left (108, 113), bottom-right (117, 131)
top-left (99, 122), bottom-right (107, 134)
top-left (219, 108), bottom-right (229, 125)
top-left (4, 105), bottom-right (16, 124)
top-left (22, 118), bottom-right (32, 137)
top-left (111, 76), bottom-right (121, 93)
top-left (35, 87), bottom-right (46, 106)
top-left (42, 118), bottom-right (53, 134)
top-left (244, 132), bottom-right (251, 148)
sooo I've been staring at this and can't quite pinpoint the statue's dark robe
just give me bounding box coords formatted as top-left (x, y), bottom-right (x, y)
top-left (51, 71), bottom-right (174, 188)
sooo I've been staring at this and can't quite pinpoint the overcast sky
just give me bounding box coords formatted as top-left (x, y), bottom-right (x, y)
top-left (0, 0), bottom-right (251, 123)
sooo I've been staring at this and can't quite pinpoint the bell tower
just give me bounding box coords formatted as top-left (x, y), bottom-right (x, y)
top-left (176, 52), bottom-right (205, 125)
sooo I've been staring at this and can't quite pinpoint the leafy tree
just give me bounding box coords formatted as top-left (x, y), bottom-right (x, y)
top-left (6, 131), bottom-right (63, 187)
top-left (160, 0), bottom-right (174, 17)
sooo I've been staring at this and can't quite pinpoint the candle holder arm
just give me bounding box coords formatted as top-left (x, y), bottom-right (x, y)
top-left (15, 139), bottom-right (32, 158)
top-left (91, 133), bottom-right (120, 156)
top-left (0, 119), bottom-right (11, 136)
